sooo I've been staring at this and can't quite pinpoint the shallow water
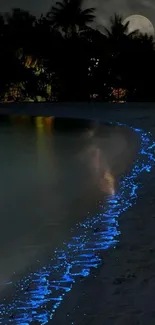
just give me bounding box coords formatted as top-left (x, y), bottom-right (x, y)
top-left (0, 116), bottom-right (139, 293)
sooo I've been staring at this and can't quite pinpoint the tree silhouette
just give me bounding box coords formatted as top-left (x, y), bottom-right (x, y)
top-left (0, 7), bottom-right (154, 102)
top-left (46, 0), bottom-right (95, 37)
top-left (125, 32), bottom-right (155, 101)
top-left (5, 8), bottom-right (36, 57)
top-left (103, 13), bottom-right (139, 40)
top-left (100, 14), bottom-right (140, 99)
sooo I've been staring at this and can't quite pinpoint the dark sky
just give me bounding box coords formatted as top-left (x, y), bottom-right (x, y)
top-left (0, 0), bottom-right (155, 29)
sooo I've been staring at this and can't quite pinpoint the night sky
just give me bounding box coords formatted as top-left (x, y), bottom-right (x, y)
top-left (0, 0), bottom-right (155, 29)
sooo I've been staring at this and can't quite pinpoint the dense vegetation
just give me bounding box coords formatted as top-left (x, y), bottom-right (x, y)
top-left (0, 0), bottom-right (155, 102)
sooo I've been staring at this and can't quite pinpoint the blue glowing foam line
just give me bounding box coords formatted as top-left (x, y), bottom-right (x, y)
top-left (0, 123), bottom-right (155, 325)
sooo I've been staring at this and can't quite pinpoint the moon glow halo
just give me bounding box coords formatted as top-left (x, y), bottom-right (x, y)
top-left (123, 15), bottom-right (155, 36)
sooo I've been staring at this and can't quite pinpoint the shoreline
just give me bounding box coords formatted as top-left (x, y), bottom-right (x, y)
top-left (0, 106), bottom-right (155, 324)
top-left (51, 171), bottom-right (155, 325)
top-left (0, 102), bottom-right (155, 133)
top-left (50, 112), bottom-right (155, 325)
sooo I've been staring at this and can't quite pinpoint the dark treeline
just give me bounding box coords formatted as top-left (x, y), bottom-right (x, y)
top-left (0, 0), bottom-right (155, 102)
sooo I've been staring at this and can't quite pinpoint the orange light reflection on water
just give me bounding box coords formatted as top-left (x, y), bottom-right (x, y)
top-left (35, 116), bottom-right (54, 132)
top-left (89, 145), bottom-right (115, 195)
top-left (102, 170), bottom-right (115, 195)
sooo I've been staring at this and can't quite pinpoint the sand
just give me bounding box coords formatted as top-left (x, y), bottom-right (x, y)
top-left (1, 103), bottom-right (155, 324)
top-left (49, 106), bottom-right (155, 325)
top-left (51, 171), bottom-right (155, 325)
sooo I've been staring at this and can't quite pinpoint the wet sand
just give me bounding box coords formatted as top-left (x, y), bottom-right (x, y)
top-left (50, 169), bottom-right (155, 325)
top-left (0, 107), bottom-right (153, 325)
top-left (0, 117), bottom-right (138, 297)
top-left (46, 107), bottom-right (155, 325)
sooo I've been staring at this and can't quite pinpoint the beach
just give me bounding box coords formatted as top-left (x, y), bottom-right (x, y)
top-left (50, 169), bottom-right (155, 325)
top-left (49, 105), bottom-right (155, 325)
top-left (0, 103), bottom-right (155, 324)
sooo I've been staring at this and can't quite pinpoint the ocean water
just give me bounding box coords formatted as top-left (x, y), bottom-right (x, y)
top-left (0, 116), bottom-right (139, 317)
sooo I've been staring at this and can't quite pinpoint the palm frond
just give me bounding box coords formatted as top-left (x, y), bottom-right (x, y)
top-left (103, 26), bottom-right (112, 37)
top-left (128, 29), bottom-right (139, 37)
top-left (81, 7), bottom-right (95, 15)
top-left (46, 0), bottom-right (95, 34)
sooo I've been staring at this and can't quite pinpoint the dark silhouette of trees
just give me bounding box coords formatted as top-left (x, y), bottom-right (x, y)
top-left (45, 0), bottom-right (96, 101)
top-left (125, 33), bottom-right (155, 101)
top-left (101, 14), bottom-right (137, 96)
top-left (5, 8), bottom-right (36, 56)
top-left (103, 14), bottom-right (139, 40)
top-left (46, 0), bottom-right (95, 37)
top-left (98, 13), bottom-right (155, 101)
top-left (0, 4), bottom-right (154, 102)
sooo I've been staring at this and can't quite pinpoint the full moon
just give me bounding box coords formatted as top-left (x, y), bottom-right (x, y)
top-left (123, 15), bottom-right (155, 36)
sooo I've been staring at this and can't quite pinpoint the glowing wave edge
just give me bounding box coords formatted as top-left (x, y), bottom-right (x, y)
top-left (0, 122), bottom-right (155, 325)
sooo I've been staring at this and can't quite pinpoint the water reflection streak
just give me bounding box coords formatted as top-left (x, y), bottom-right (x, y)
top-left (0, 124), bottom-right (154, 325)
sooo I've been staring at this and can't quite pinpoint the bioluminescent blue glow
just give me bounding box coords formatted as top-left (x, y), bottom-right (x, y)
top-left (0, 123), bottom-right (155, 325)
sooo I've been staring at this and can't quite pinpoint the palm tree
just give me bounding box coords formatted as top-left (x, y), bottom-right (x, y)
top-left (101, 14), bottom-right (139, 96)
top-left (125, 32), bottom-right (155, 101)
top-left (103, 13), bottom-right (139, 41)
top-left (102, 13), bottom-right (139, 73)
top-left (46, 0), bottom-right (95, 37)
